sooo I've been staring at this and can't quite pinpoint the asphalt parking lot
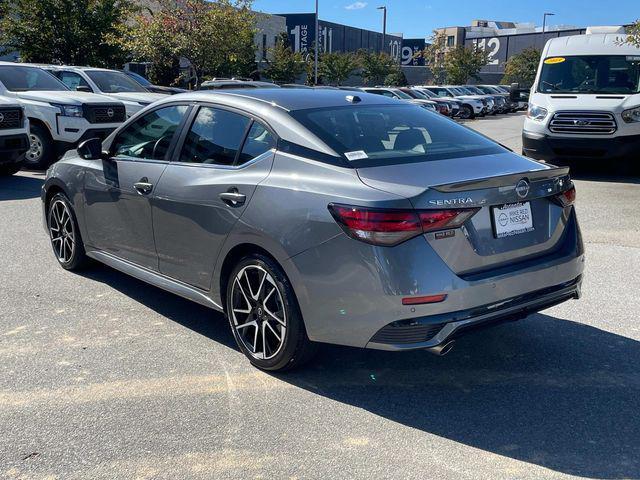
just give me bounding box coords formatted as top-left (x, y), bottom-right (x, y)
top-left (1, 113), bottom-right (639, 480)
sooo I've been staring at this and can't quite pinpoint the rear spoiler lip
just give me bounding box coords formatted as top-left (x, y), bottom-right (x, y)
top-left (430, 165), bottom-right (570, 193)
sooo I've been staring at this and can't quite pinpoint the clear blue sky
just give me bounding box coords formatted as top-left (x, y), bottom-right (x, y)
top-left (251, 0), bottom-right (637, 39)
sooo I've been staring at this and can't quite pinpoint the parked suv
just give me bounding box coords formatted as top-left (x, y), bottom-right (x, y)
top-left (43, 66), bottom-right (167, 117)
top-left (0, 97), bottom-right (29, 175)
top-left (419, 86), bottom-right (485, 119)
top-left (360, 87), bottom-right (438, 112)
top-left (0, 62), bottom-right (127, 169)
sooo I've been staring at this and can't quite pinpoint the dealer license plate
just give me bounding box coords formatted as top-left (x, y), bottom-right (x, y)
top-left (492, 202), bottom-right (534, 238)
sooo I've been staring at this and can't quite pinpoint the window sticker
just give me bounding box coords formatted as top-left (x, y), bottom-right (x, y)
top-left (344, 150), bottom-right (369, 161)
top-left (544, 57), bottom-right (566, 65)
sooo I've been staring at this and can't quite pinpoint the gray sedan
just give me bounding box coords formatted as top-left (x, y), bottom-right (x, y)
top-left (41, 89), bottom-right (584, 371)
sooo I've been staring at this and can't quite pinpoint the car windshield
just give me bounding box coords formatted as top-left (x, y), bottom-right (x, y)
top-left (539, 55), bottom-right (640, 94)
top-left (409, 89), bottom-right (429, 99)
top-left (290, 104), bottom-right (503, 166)
top-left (392, 89), bottom-right (413, 99)
top-left (0, 66), bottom-right (69, 92)
top-left (86, 70), bottom-right (148, 93)
top-left (465, 86), bottom-right (483, 94)
top-left (449, 87), bottom-right (467, 95)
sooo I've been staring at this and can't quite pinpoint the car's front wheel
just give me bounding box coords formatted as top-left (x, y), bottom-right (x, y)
top-left (226, 254), bottom-right (317, 371)
top-left (459, 104), bottom-right (475, 119)
top-left (25, 124), bottom-right (54, 170)
top-left (47, 192), bottom-right (89, 270)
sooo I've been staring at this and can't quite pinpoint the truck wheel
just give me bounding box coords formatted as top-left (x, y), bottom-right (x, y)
top-left (0, 162), bottom-right (22, 176)
top-left (24, 124), bottom-right (54, 170)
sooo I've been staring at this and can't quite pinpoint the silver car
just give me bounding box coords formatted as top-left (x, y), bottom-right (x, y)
top-left (41, 89), bottom-right (584, 371)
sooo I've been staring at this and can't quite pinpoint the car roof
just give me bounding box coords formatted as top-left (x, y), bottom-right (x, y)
top-left (168, 88), bottom-right (401, 112)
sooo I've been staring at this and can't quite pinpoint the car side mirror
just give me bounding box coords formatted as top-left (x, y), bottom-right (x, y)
top-left (76, 85), bottom-right (92, 93)
top-left (77, 138), bottom-right (106, 160)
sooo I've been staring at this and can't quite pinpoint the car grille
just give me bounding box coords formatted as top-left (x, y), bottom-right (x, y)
top-left (0, 108), bottom-right (23, 129)
top-left (83, 104), bottom-right (126, 124)
top-left (549, 111), bottom-right (617, 135)
top-left (370, 322), bottom-right (445, 345)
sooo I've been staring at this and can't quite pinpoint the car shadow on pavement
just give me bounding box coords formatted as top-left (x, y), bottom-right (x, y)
top-left (0, 173), bottom-right (44, 201)
top-left (80, 264), bottom-right (238, 350)
top-left (274, 315), bottom-right (640, 479)
top-left (567, 162), bottom-right (640, 184)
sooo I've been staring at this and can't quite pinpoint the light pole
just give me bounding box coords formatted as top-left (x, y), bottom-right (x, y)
top-left (377, 6), bottom-right (387, 54)
top-left (314, 0), bottom-right (319, 85)
top-left (542, 12), bottom-right (555, 34)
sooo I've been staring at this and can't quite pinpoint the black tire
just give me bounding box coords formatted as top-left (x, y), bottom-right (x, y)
top-left (226, 254), bottom-right (317, 371)
top-left (47, 192), bottom-right (89, 271)
top-left (24, 124), bottom-right (55, 170)
top-left (0, 162), bottom-right (22, 176)
top-left (460, 104), bottom-right (475, 120)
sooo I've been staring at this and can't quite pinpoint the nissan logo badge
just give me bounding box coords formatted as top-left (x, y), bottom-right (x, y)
top-left (515, 179), bottom-right (530, 199)
top-left (107, 108), bottom-right (114, 118)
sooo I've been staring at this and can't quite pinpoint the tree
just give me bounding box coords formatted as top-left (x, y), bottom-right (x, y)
top-left (357, 50), bottom-right (397, 86)
top-left (120, 0), bottom-right (257, 88)
top-left (263, 34), bottom-right (306, 84)
top-left (0, 0), bottom-right (134, 67)
top-left (319, 52), bottom-right (359, 85)
top-left (627, 21), bottom-right (640, 48)
top-left (422, 31), bottom-right (447, 84)
top-left (502, 47), bottom-right (541, 87)
top-left (384, 66), bottom-right (407, 86)
top-left (443, 45), bottom-right (488, 84)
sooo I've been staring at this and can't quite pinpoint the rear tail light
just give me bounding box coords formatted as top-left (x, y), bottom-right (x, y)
top-left (555, 185), bottom-right (576, 207)
top-left (328, 204), bottom-right (479, 246)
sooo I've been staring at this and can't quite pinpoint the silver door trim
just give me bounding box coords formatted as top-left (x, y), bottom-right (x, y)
top-left (86, 250), bottom-right (222, 311)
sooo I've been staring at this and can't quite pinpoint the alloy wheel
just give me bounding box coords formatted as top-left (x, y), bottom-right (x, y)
top-left (48, 199), bottom-right (75, 263)
top-left (26, 133), bottom-right (43, 162)
top-left (230, 265), bottom-right (287, 360)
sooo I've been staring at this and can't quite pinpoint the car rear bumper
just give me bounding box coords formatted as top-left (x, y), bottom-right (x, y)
top-left (285, 209), bottom-right (585, 349)
top-left (523, 131), bottom-right (640, 162)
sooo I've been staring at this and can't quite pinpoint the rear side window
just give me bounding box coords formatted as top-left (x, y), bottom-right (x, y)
top-left (290, 104), bottom-right (503, 166)
top-left (112, 105), bottom-right (188, 160)
top-left (179, 107), bottom-right (250, 165)
top-left (237, 122), bottom-right (276, 165)
top-left (54, 71), bottom-right (91, 91)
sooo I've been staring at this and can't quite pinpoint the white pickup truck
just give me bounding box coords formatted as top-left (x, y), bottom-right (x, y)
top-left (42, 66), bottom-right (167, 117)
top-left (0, 97), bottom-right (29, 176)
top-left (0, 62), bottom-right (127, 169)
top-left (521, 28), bottom-right (640, 165)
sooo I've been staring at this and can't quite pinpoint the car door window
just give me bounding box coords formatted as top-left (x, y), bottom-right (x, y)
top-left (112, 105), bottom-right (188, 160)
top-left (179, 107), bottom-right (250, 165)
top-left (55, 71), bottom-right (91, 91)
top-left (237, 122), bottom-right (276, 165)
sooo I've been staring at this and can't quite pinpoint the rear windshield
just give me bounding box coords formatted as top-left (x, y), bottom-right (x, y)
top-left (539, 55), bottom-right (640, 94)
top-left (0, 66), bottom-right (68, 92)
top-left (289, 104), bottom-right (504, 166)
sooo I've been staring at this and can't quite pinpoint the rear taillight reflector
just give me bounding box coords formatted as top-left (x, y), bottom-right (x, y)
top-left (555, 185), bottom-right (576, 207)
top-left (402, 294), bottom-right (447, 305)
top-left (328, 204), bottom-right (479, 246)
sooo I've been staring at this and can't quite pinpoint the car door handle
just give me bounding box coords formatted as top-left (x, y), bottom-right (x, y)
top-left (133, 179), bottom-right (153, 195)
top-left (219, 189), bottom-right (246, 206)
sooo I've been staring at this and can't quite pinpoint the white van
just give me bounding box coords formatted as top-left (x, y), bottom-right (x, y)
top-left (521, 29), bottom-right (640, 164)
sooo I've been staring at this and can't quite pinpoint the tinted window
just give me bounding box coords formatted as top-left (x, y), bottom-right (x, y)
top-left (0, 66), bottom-right (68, 91)
top-left (86, 70), bottom-right (148, 93)
top-left (237, 122), bottom-right (276, 165)
top-left (112, 105), bottom-right (188, 160)
top-left (54, 71), bottom-right (91, 91)
top-left (539, 55), bottom-right (640, 94)
top-left (290, 104), bottom-right (503, 166)
top-left (179, 107), bottom-right (250, 165)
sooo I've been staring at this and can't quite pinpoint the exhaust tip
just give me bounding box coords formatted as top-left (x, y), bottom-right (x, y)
top-left (426, 340), bottom-right (455, 356)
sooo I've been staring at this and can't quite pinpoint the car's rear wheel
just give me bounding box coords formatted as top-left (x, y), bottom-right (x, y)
top-left (24, 124), bottom-right (54, 170)
top-left (226, 254), bottom-right (317, 371)
top-left (47, 193), bottom-right (89, 270)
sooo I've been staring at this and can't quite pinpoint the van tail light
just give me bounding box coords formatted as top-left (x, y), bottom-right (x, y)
top-left (328, 204), bottom-right (479, 246)
top-left (555, 185), bottom-right (576, 207)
